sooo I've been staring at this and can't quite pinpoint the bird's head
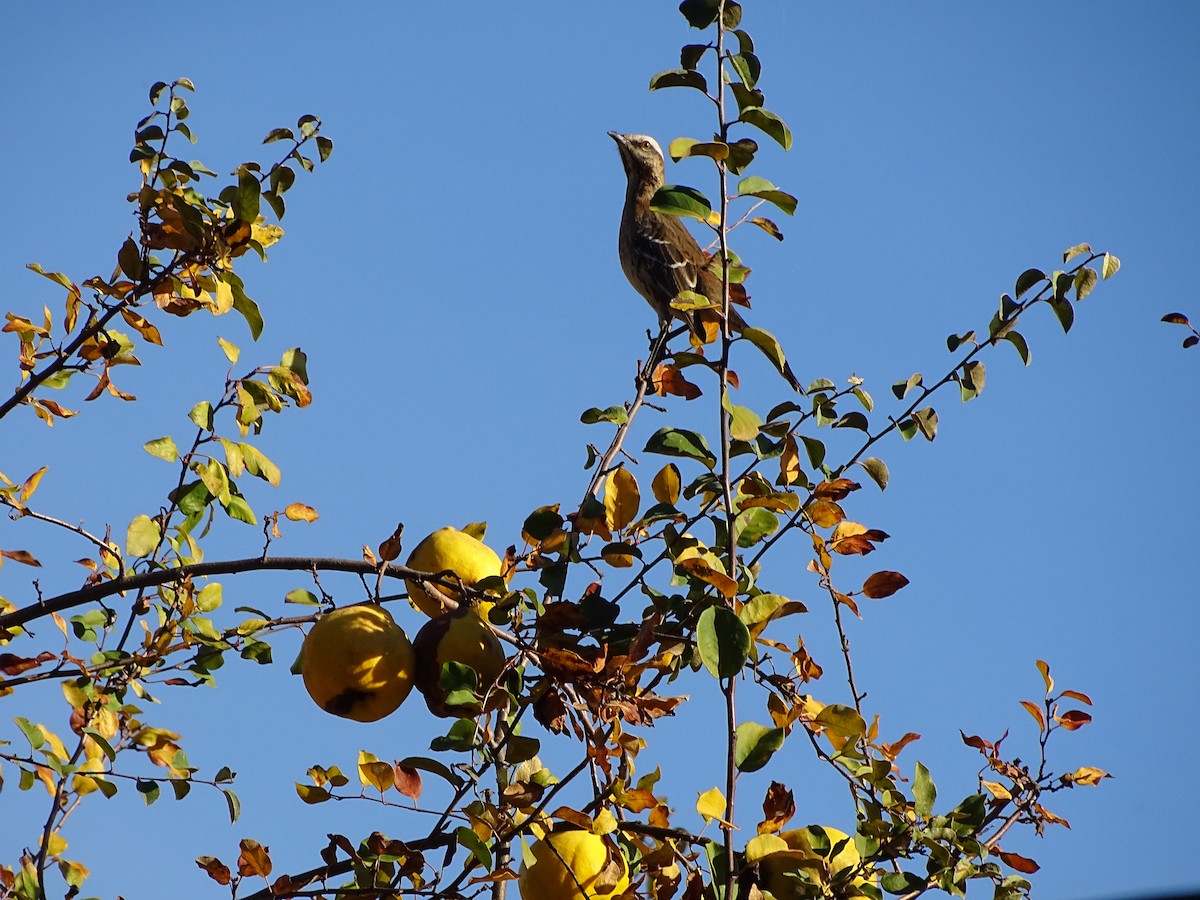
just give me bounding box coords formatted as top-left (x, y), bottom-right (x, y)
top-left (608, 132), bottom-right (666, 188)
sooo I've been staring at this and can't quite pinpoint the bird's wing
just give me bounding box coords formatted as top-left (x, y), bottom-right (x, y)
top-left (629, 211), bottom-right (705, 304)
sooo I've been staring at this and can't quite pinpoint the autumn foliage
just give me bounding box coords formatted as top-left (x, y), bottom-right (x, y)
top-left (0, 5), bottom-right (1118, 900)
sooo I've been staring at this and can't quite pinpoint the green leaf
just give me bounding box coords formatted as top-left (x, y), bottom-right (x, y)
top-left (396, 755), bottom-right (466, 789)
top-left (1004, 330), bottom-right (1031, 365)
top-left (734, 507), bottom-right (778, 548)
top-left (649, 69), bottom-right (709, 92)
top-left (15, 717), bottom-right (45, 751)
top-left (1049, 296), bottom-right (1074, 334)
top-left (232, 166), bottom-right (260, 222)
top-left (814, 704), bottom-right (866, 740)
top-left (1014, 268), bottom-right (1045, 299)
top-left (223, 788), bottom-right (241, 823)
top-left (740, 326), bottom-right (795, 381)
top-left (580, 405), bottom-right (629, 426)
top-left (650, 185), bottom-right (712, 221)
top-left (734, 721), bottom-right (785, 772)
top-left (137, 779), bottom-right (161, 806)
top-left (126, 514), bottom-right (161, 558)
top-left (858, 457), bottom-right (889, 491)
top-left (219, 271), bottom-right (263, 340)
top-left (726, 402), bottom-right (762, 442)
top-left (143, 436), bottom-right (178, 462)
top-left (285, 589), bottom-right (319, 606)
top-left (914, 761), bottom-right (936, 817)
top-left (456, 826), bottom-right (492, 870)
top-left (959, 361), bottom-right (985, 402)
top-left (730, 52), bottom-right (761, 88)
top-left (740, 107), bottom-right (792, 150)
top-left (681, 44), bottom-right (709, 70)
top-left (800, 435), bottom-right (825, 468)
top-left (833, 411), bottom-right (868, 431)
top-left (696, 606), bottom-right (750, 679)
top-left (678, 0), bottom-right (720, 28)
top-left (882, 872), bottom-right (928, 893)
top-left (644, 427), bottom-right (716, 469)
top-left (189, 401), bottom-right (214, 430)
top-left (736, 176), bottom-right (797, 215)
top-left (1063, 242), bottom-right (1092, 263)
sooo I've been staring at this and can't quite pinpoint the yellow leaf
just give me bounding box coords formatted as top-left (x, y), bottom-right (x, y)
top-left (284, 503), bottom-right (319, 523)
top-left (357, 750), bottom-right (394, 793)
top-left (652, 463), bottom-right (681, 505)
top-left (214, 279), bottom-right (235, 314)
top-left (217, 337), bottom-right (240, 364)
top-left (696, 787), bottom-right (729, 825)
top-left (592, 808), bottom-right (618, 835)
top-left (981, 780), bottom-right (1012, 800)
top-left (1068, 766), bottom-right (1111, 786)
top-left (20, 466), bottom-right (48, 503)
top-left (779, 435), bottom-right (801, 486)
top-left (744, 833), bottom-right (789, 864)
top-left (604, 467), bottom-right (641, 532)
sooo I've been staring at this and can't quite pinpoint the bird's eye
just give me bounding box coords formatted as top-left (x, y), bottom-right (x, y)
top-left (640, 140), bottom-right (652, 149)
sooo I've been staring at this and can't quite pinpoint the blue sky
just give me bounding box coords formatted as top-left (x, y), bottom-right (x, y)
top-left (1, 3), bottom-right (1197, 899)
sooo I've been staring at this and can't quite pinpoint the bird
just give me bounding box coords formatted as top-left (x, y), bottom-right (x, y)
top-left (608, 131), bottom-right (802, 390)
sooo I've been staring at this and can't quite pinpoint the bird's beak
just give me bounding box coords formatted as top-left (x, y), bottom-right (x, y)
top-left (607, 131), bottom-right (624, 145)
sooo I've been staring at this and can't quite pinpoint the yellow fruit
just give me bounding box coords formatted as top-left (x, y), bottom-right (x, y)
top-left (412, 606), bottom-right (507, 718)
top-left (759, 826), bottom-right (868, 898)
top-left (404, 526), bottom-right (505, 617)
top-left (518, 829), bottom-right (629, 900)
top-left (300, 605), bottom-right (415, 722)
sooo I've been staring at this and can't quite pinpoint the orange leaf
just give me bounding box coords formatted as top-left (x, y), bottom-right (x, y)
top-left (998, 850), bottom-right (1039, 874)
top-left (1036, 659), bottom-right (1053, 694)
top-left (653, 363), bottom-right (703, 400)
top-left (813, 478), bottom-right (859, 500)
top-left (1060, 689), bottom-right (1092, 705)
top-left (1019, 700), bottom-right (1046, 731)
top-left (393, 764), bottom-right (422, 801)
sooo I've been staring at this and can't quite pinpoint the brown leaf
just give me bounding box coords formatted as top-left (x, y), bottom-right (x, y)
top-left (0, 651), bottom-right (55, 676)
top-left (758, 781), bottom-right (795, 834)
top-left (195, 857), bottom-right (231, 886)
top-left (377, 522), bottom-right (404, 562)
top-left (1060, 689), bottom-right (1092, 705)
top-left (814, 478), bottom-right (860, 500)
top-left (1, 549), bottom-right (41, 567)
top-left (236, 839), bottom-right (272, 878)
top-left (861, 570), bottom-right (908, 599)
top-left (1055, 709), bottom-right (1092, 731)
top-left (998, 850), bottom-right (1040, 874)
top-left (533, 688), bottom-right (568, 733)
top-left (393, 764), bottom-right (422, 802)
top-left (960, 732), bottom-right (992, 752)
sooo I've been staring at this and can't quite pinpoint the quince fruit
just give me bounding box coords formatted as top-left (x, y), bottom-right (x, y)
top-left (413, 605), bottom-right (507, 718)
top-left (518, 829), bottom-right (629, 900)
top-left (405, 526), bottom-right (504, 617)
top-left (300, 605), bottom-right (415, 722)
